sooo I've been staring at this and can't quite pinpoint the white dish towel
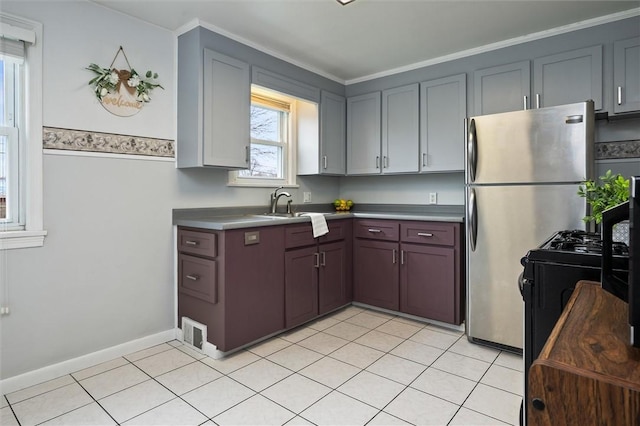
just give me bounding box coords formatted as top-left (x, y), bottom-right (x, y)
top-left (302, 213), bottom-right (329, 238)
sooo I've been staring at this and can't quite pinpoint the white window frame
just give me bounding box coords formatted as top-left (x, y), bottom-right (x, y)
top-left (0, 13), bottom-right (46, 250)
top-left (228, 86), bottom-right (298, 188)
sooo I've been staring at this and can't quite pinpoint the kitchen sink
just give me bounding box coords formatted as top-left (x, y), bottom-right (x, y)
top-left (253, 212), bottom-right (331, 218)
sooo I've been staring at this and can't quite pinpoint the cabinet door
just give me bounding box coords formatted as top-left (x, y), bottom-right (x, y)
top-left (614, 38), bottom-right (640, 113)
top-left (474, 61), bottom-right (530, 115)
top-left (354, 239), bottom-right (399, 310)
top-left (533, 45), bottom-right (602, 110)
top-left (420, 74), bottom-right (466, 172)
top-left (203, 49), bottom-right (250, 168)
top-left (400, 243), bottom-right (457, 323)
top-left (382, 84), bottom-right (419, 173)
top-left (320, 91), bottom-right (347, 175)
top-left (223, 227), bottom-right (285, 351)
top-left (319, 241), bottom-right (349, 314)
top-left (285, 246), bottom-right (319, 328)
top-left (347, 92), bottom-right (381, 175)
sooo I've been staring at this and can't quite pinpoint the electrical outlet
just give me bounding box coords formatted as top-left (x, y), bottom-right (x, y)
top-left (303, 192), bottom-right (312, 203)
top-left (429, 192), bottom-right (438, 204)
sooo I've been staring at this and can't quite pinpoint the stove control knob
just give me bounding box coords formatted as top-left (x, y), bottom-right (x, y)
top-left (532, 398), bottom-right (546, 411)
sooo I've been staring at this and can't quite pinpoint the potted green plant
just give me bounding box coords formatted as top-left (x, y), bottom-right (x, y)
top-left (578, 170), bottom-right (630, 237)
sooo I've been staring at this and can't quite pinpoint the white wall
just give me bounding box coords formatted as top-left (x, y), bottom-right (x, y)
top-left (0, 1), bottom-right (339, 381)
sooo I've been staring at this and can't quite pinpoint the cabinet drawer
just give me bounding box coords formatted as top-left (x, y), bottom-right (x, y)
top-left (178, 254), bottom-right (217, 304)
top-left (319, 220), bottom-right (349, 244)
top-left (178, 228), bottom-right (217, 258)
top-left (400, 221), bottom-right (456, 246)
top-left (285, 224), bottom-right (316, 249)
top-left (353, 219), bottom-right (399, 241)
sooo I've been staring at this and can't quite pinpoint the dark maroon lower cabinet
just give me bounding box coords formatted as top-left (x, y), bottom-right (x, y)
top-left (353, 219), bottom-right (464, 325)
top-left (400, 243), bottom-right (456, 323)
top-left (178, 226), bottom-right (285, 352)
top-left (353, 239), bottom-right (399, 311)
top-left (318, 241), bottom-right (351, 315)
top-left (284, 221), bottom-right (352, 329)
top-left (284, 239), bottom-right (351, 329)
top-left (285, 246), bottom-right (319, 328)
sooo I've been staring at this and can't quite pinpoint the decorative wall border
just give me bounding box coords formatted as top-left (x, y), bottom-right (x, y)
top-left (43, 127), bottom-right (174, 158)
top-left (595, 139), bottom-right (640, 160)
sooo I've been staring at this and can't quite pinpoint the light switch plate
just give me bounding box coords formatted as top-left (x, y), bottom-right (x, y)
top-left (303, 192), bottom-right (312, 203)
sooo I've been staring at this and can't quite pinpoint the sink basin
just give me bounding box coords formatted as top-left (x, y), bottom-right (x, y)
top-left (245, 214), bottom-right (291, 220)
top-left (252, 212), bottom-right (331, 218)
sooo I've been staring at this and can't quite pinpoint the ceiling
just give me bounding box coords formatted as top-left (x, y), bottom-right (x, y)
top-left (91, 0), bottom-right (640, 83)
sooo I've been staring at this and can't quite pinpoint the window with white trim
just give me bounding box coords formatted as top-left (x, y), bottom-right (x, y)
top-left (241, 94), bottom-right (290, 180)
top-left (0, 13), bottom-right (45, 249)
top-left (1, 40), bottom-right (24, 227)
top-left (229, 86), bottom-right (315, 187)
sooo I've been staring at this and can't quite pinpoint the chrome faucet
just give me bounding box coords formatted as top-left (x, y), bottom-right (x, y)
top-left (270, 186), bottom-right (291, 214)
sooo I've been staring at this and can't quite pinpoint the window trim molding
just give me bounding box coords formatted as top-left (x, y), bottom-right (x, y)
top-left (229, 87), bottom-right (299, 188)
top-left (1, 12), bottom-right (45, 250)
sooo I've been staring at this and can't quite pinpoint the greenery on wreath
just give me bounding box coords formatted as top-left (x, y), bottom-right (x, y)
top-left (578, 169), bottom-right (630, 224)
top-left (86, 63), bottom-right (163, 103)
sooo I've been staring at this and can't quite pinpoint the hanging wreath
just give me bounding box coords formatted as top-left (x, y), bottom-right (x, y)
top-left (86, 46), bottom-right (163, 116)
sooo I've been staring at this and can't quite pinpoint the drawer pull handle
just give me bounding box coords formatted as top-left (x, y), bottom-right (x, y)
top-left (368, 229), bottom-right (382, 233)
top-left (185, 240), bottom-right (199, 246)
top-left (417, 232), bottom-right (434, 237)
top-left (186, 274), bottom-right (200, 281)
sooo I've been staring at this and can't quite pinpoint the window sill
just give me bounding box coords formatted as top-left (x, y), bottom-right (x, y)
top-left (0, 230), bottom-right (47, 250)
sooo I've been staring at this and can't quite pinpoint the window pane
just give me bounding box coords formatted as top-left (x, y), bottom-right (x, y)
top-left (250, 105), bottom-right (280, 142)
top-left (0, 136), bottom-right (6, 219)
top-left (239, 143), bottom-right (282, 178)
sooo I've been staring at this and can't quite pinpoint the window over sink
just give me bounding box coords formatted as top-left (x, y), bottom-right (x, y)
top-left (229, 85), bottom-right (318, 188)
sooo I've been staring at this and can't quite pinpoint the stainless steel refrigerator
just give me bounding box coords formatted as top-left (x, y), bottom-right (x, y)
top-left (465, 101), bottom-right (595, 351)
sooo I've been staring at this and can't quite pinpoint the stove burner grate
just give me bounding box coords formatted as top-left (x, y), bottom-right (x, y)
top-left (545, 230), bottom-right (629, 256)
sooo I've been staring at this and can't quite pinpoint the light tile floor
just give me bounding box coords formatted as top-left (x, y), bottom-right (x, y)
top-left (2, 306), bottom-right (523, 425)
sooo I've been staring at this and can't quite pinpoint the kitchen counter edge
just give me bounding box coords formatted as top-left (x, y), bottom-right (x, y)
top-left (173, 205), bottom-right (464, 231)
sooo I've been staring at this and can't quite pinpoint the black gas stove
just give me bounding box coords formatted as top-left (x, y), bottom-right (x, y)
top-left (519, 230), bottom-right (629, 424)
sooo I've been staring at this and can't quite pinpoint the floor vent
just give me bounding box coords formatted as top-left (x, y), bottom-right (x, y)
top-left (181, 317), bottom-right (207, 352)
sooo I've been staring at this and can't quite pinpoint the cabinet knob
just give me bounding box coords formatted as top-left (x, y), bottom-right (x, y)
top-left (532, 398), bottom-right (546, 411)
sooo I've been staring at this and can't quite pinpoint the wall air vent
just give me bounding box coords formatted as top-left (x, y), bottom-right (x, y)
top-left (181, 317), bottom-right (207, 352)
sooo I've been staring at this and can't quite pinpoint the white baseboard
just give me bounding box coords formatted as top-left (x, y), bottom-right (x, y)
top-left (0, 329), bottom-right (176, 395)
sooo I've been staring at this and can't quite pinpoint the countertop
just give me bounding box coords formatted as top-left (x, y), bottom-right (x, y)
top-left (173, 203), bottom-right (465, 230)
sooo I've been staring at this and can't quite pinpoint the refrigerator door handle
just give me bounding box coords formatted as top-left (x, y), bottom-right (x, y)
top-left (467, 119), bottom-right (477, 182)
top-left (565, 115), bottom-right (583, 124)
top-left (469, 188), bottom-right (478, 252)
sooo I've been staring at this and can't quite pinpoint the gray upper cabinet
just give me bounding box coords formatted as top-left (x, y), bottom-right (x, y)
top-left (319, 91), bottom-right (346, 175)
top-left (474, 61), bottom-right (530, 115)
top-left (298, 90), bottom-right (346, 176)
top-left (533, 45), bottom-right (603, 110)
top-left (177, 47), bottom-right (250, 169)
top-left (613, 37), bottom-right (640, 114)
top-left (420, 74), bottom-right (466, 173)
top-left (347, 92), bottom-right (381, 175)
top-left (382, 84), bottom-right (420, 174)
